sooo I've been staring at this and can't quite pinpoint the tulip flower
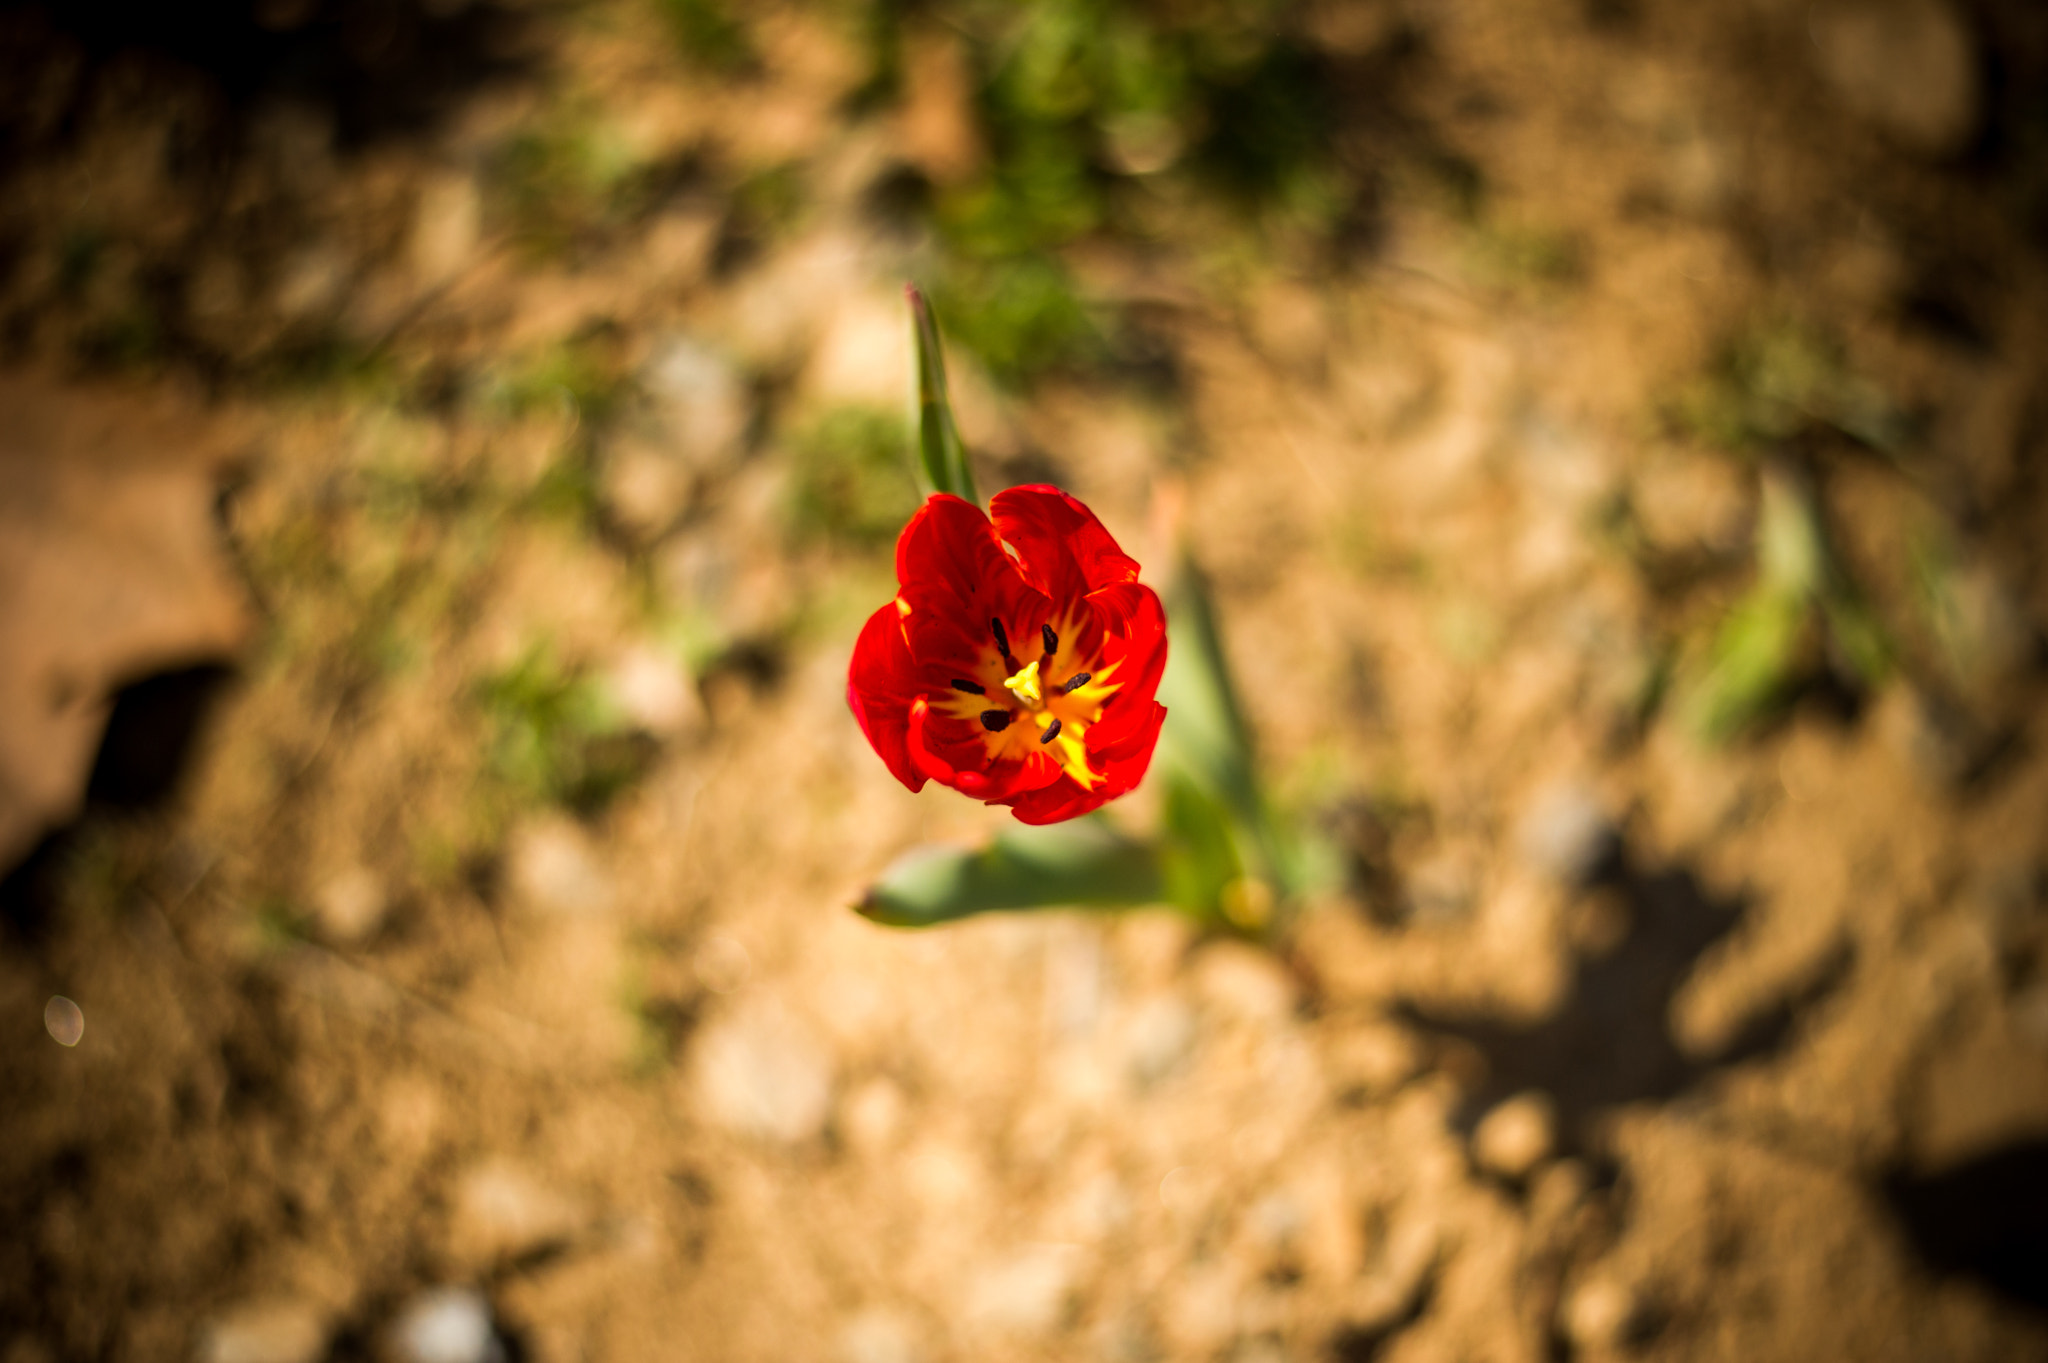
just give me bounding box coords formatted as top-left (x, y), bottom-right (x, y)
top-left (848, 486), bottom-right (1168, 824)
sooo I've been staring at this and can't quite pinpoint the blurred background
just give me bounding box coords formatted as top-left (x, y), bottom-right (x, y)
top-left (2, 0), bottom-right (2047, 1359)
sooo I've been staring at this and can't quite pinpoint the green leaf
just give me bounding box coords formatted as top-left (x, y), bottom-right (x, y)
top-left (856, 818), bottom-right (1162, 928)
top-left (1158, 771), bottom-right (1243, 923)
top-left (906, 284), bottom-right (980, 506)
top-left (1680, 465), bottom-right (1892, 743)
top-left (1682, 586), bottom-right (1810, 744)
top-left (1756, 466), bottom-right (1824, 599)
top-left (1152, 549), bottom-right (1316, 905)
top-left (1155, 551), bottom-right (1260, 834)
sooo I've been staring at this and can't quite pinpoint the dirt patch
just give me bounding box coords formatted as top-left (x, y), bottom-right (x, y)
top-left (3, 1), bottom-right (2048, 1361)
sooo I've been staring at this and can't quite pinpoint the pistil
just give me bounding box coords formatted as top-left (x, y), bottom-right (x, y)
top-left (1003, 659), bottom-right (1044, 709)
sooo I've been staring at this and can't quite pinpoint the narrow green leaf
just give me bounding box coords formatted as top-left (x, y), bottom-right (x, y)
top-left (855, 818), bottom-right (1162, 928)
top-left (906, 284), bottom-right (979, 506)
top-left (1756, 466), bottom-right (1824, 599)
top-left (1683, 586), bottom-right (1810, 743)
top-left (1158, 771), bottom-right (1243, 923)
top-left (1155, 551), bottom-right (1261, 833)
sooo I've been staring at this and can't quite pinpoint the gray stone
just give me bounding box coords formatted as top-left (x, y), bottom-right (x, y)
top-left (452, 1160), bottom-right (587, 1263)
top-left (693, 997), bottom-right (835, 1143)
top-left (642, 336), bottom-right (749, 474)
top-left (1517, 783), bottom-right (1617, 886)
top-left (391, 1288), bottom-right (502, 1363)
top-left (504, 816), bottom-right (615, 918)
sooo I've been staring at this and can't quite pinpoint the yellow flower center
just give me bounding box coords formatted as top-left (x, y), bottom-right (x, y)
top-left (925, 609), bottom-right (1125, 792)
top-left (1003, 659), bottom-right (1045, 710)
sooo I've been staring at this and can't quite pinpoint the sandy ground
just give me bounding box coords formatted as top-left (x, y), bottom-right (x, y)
top-left (3, 1), bottom-right (2047, 1360)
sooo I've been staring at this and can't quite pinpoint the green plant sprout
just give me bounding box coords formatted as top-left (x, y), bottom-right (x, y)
top-left (474, 643), bottom-right (653, 816)
top-left (1678, 464), bottom-right (1889, 743)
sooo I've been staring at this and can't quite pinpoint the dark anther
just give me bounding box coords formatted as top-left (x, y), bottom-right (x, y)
top-left (979, 709), bottom-right (1012, 732)
top-left (1040, 718), bottom-right (1062, 744)
top-left (990, 618), bottom-right (1010, 656)
top-left (1042, 623), bottom-right (1058, 655)
top-left (951, 678), bottom-right (986, 694)
top-left (1059, 672), bottom-right (1092, 694)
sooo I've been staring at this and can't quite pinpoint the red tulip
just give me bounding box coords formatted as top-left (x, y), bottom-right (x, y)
top-left (848, 486), bottom-right (1169, 824)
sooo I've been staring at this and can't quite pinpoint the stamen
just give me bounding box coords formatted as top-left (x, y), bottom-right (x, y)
top-left (950, 679), bottom-right (985, 694)
top-left (1059, 671), bottom-right (1092, 694)
top-left (980, 709), bottom-right (1013, 732)
top-left (990, 618), bottom-right (1010, 657)
top-left (1040, 718), bottom-right (1062, 744)
top-left (1042, 623), bottom-right (1058, 655)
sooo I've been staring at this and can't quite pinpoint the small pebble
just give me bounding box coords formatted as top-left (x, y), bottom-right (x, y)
top-left (43, 996), bottom-right (83, 1047)
top-left (1326, 1024), bottom-right (1422, 1099)
top-left (1123, 995), bottom-right (1198, 1087)
top-left (607, 644), bottom-right (702, 736)
top-left (392, 1288), bottom-right (503, 1363)
top-left (452, 1160), bottom-right (586, 1263)
top-left (313, 866), bottom-right (386, 944)
top-left (504, 817), bottom-right (614, 918)
top-left (964, 1246), bottom-right (1081, 1337)
top-left (1245, 1191), bottom-right (1305, 1251)
top-left (1564, 1278), bottom-right (1645, 1351)
top-left (840, 1076), bottom-right (906, 1156)
top-left (1518, 783), bottom-right (1617, 886)
top-left (1473, 1091), bottom-right (1557, 1180)
top-left (643, 335), bottom-right (748, 472)
top-left (693, 997), bottom-right (835, 1143)
top-left (805, 292), bottom-right (913, 408)
top-left (1191, 942), bottom-right (1298, 1025)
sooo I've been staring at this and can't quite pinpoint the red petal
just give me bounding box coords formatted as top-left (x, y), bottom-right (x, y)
top-left (1005, 776), bottom-right (1096, 825)
top-left (847, 601), bottom-right (925, 792)
top-left (1081, 582), bottom-right (1168, 750)
top-left (895, 493), bottom-right (1046, 673)
top-left (991, 485), bottom-right (1141, 604)
top-left (908, 700), bottom-right (1063, 802)
top-left (895, 494), bottom-right (1015, 621)
top-left (1007, 700), bottom-right (1166, 825)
